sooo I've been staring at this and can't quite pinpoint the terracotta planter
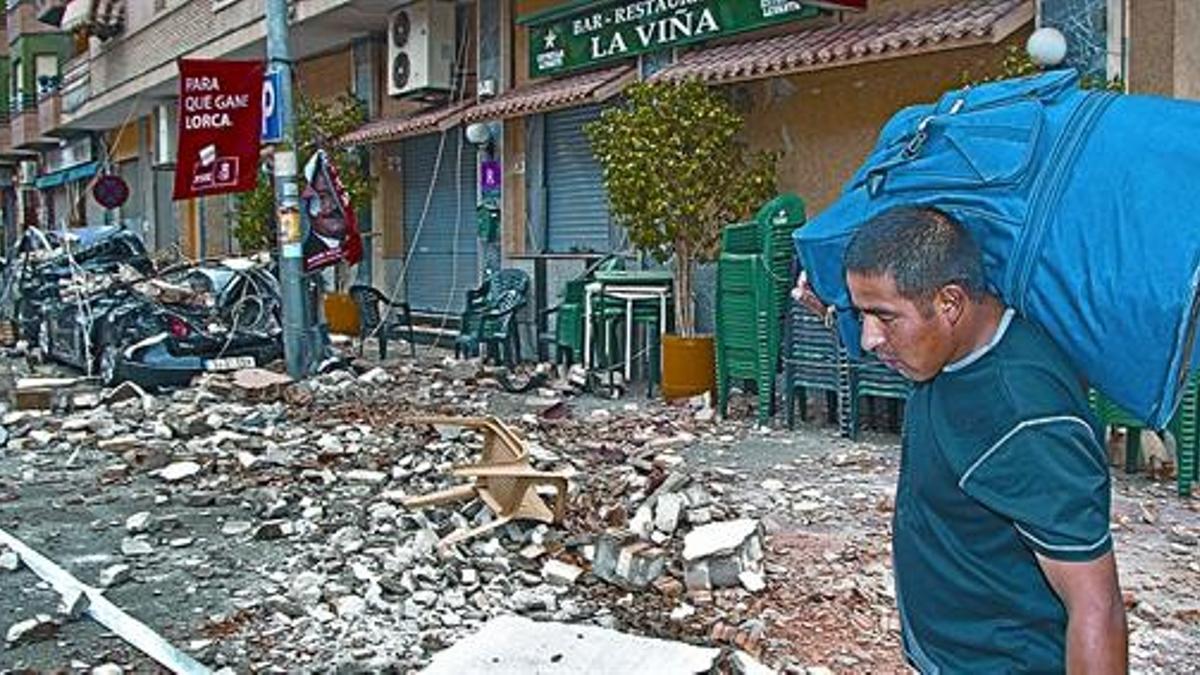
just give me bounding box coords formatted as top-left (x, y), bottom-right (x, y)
top-left (661, 334), bottom-right (715, 400)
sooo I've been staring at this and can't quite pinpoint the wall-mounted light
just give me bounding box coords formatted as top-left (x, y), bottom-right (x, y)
top-left (1027, 27), bottom-right (1068, 68)
top-left (465, 121), bottom-right (496, 157)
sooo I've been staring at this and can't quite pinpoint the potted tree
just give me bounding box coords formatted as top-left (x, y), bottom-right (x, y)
top-left (586, 80), bottom-right (776, 399)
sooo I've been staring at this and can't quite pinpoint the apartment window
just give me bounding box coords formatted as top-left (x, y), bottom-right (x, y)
top-left (11, 57), bottom-right (21, 111)
top-left (35, 54), bottom-right (59, 98)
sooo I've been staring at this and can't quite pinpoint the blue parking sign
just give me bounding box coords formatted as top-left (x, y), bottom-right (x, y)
top-left (262, 69), bottom-right (283, 143)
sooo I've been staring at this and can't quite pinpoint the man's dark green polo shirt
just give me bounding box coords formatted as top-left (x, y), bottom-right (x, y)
top-left (894, 309), bottom-right (1113, 673)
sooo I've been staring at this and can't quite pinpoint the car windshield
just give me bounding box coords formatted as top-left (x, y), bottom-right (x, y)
top-left (170, 267), bottom-right (237, 296)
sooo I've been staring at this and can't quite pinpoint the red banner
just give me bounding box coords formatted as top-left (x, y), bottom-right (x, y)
top-left (301, 149), bottom-right (363, 272)
top-left (172, 58), bottom-right (265, 201)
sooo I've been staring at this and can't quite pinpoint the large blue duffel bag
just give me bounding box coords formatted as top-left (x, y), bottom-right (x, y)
top-left (794, 69), bottom-right (1200, 428)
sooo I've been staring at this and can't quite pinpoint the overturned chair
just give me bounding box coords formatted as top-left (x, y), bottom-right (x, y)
top-left (400, 415), bottom-right (571, 550)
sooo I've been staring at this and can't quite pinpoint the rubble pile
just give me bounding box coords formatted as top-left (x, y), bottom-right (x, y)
top-left (0, 354), bottom-right (1196, 673)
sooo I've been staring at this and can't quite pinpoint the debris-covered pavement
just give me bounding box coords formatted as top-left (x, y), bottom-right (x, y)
top-left (0, 350), bottom-right (1198, 673)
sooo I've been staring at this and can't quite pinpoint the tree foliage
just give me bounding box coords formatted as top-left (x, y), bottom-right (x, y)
top-left (233, 93), bottom-right (376, 253)
top-left (585, 80), bottom-right (777, 335)
top-left (961, 45), bottom-right (1124, 92)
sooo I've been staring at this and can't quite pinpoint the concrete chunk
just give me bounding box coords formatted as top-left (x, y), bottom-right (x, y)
top-left (120, 537), bottom-right (153, 557)
top-left (683, 519), bottom-right (760, 561)
top-left (5, 614), bottom-right (58, 646)
top-left (682, 520), bottom-right (764, 592)
top-left (58, 589), bottom-right (90, 620)
top-left (654, 493), bottom-right (685, 535)
top-left (125, 511), bottom-right (153, 534)
top-left (420, 615), bottom-right (720, 675)
top-left (253, 520), bottom-right (294, 541)
top-left (156, 461), bottom-right (201, 482)
top-left (99, 564), bottom-right (132, 588)
top-left (541, 559), bottom-right (583, 587)
top-left (594, 531), bottom-right (667, 590)
top-left (221, 520), bottom-right (253, 537)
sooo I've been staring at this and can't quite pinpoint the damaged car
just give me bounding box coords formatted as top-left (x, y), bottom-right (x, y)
top-left (10, 230), bottom-right (284, 389)
top-left (97, 259), bottom-right (284, 388)
top-left (48, 258), bottom-right (284, 389)
top-left (10, 226), bottom-right (154, 346)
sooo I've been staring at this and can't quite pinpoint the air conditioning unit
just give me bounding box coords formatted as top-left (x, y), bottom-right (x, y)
top-left (388, 0), bottom-right (455, 98)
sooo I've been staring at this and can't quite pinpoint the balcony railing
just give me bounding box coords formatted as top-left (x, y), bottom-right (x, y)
top-left (8, 91), bottom-right (34, 118)
top-left (11, 107), bottom-right (36, 148)
top-left (0, 122), bottom-right (12, 156)
top-left (11, 90), bottom-right (51, 148)
top-left (61, 53), bottom-right (88, 114)
top-left (37, 80), bottom-right (62, 136)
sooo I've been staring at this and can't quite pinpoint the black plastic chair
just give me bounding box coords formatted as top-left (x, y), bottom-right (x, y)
top-left (349, 284), bottom-right (416, 360)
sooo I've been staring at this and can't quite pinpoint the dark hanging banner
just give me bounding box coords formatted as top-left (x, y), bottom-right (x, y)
top-left (521, 0), bottom-right (864, 78)
top-left (301, 149), bottom-right (363, 272)
top-left (172, 58), bottom-right (265, 201)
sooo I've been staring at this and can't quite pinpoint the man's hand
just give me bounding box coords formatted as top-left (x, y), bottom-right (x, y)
top-left (1036, 551), bottom-right (1128, 674)
top-left (791, 271), bottom-right (830, 317)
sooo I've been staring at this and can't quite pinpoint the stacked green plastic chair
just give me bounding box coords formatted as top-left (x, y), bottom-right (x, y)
top-left (1089, 373), bottom-right (1199, 497)
top-left (715, 194), bottom-right (805, 423)
top-left (845, 356), bottom-right (913, 439)
top-left (1174, 376), bottom-right (1199, 496)
top-left (782, 297), bottom-right (849, 432)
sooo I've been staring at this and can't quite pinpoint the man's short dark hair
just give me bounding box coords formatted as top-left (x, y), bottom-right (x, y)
top-left (844, 205), bottom-right (986, 309)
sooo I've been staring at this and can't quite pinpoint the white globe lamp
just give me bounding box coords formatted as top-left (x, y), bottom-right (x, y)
top-left (465, 122), bottom-right (493, 146)
top-left (1027, 27), bottom-right (1068, 68)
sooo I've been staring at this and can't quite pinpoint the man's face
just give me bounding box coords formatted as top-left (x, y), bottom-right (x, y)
top-left (846, 271), bottom-right (955, 382)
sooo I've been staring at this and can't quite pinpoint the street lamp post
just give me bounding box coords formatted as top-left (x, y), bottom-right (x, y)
top-left (266, 0), bottom-right (313, 378)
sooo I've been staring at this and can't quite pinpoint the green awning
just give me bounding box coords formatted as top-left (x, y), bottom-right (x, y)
top-left (65, 162), bottom-right (98, 182)
top-left (35, 161), bottom-right (98, 190)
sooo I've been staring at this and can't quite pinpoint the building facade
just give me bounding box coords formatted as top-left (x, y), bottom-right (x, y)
top-left (349, 0), bottom-right (1036, 342)
top-left (0, 0), bottom-right (1193, 347)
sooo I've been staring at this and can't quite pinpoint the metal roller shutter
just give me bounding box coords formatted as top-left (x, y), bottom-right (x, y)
top-left (545, 105), bottom-right (611, 253)
top-left (402, 132), bottom-right (479, 314)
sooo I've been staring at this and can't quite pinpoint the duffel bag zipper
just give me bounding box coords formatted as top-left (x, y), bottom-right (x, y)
top-left (1010, 91), bottom-right (1118, 312)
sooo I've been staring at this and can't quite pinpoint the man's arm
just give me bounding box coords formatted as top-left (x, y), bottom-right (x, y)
top-left (790, 271), bottom-right (829, 316)
top-left (1036, 551), bottom-right (1128, 674)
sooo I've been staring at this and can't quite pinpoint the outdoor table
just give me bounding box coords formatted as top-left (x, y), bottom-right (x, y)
top-left (582, 270), bottom-right (673, 381)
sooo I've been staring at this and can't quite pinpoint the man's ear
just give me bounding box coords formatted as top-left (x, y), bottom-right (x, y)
top-left (935, 284), bottom-right (969, 326)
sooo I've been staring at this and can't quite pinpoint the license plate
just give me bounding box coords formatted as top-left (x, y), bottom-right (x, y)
top-left (203, 356), bottom-right (256, 372)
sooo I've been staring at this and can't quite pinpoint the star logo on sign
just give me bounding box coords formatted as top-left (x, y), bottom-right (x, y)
top-left (543, 30), bottom-right (558, 50)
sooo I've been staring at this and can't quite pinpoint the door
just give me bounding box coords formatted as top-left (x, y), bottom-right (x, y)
top-left (402, 132), bottom-right (479, 314)
top-left (545, 105), bottom-right (611, 253)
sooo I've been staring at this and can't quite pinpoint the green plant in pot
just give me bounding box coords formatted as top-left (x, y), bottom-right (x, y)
top-left (585, 80), bottom-right (777, 398)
